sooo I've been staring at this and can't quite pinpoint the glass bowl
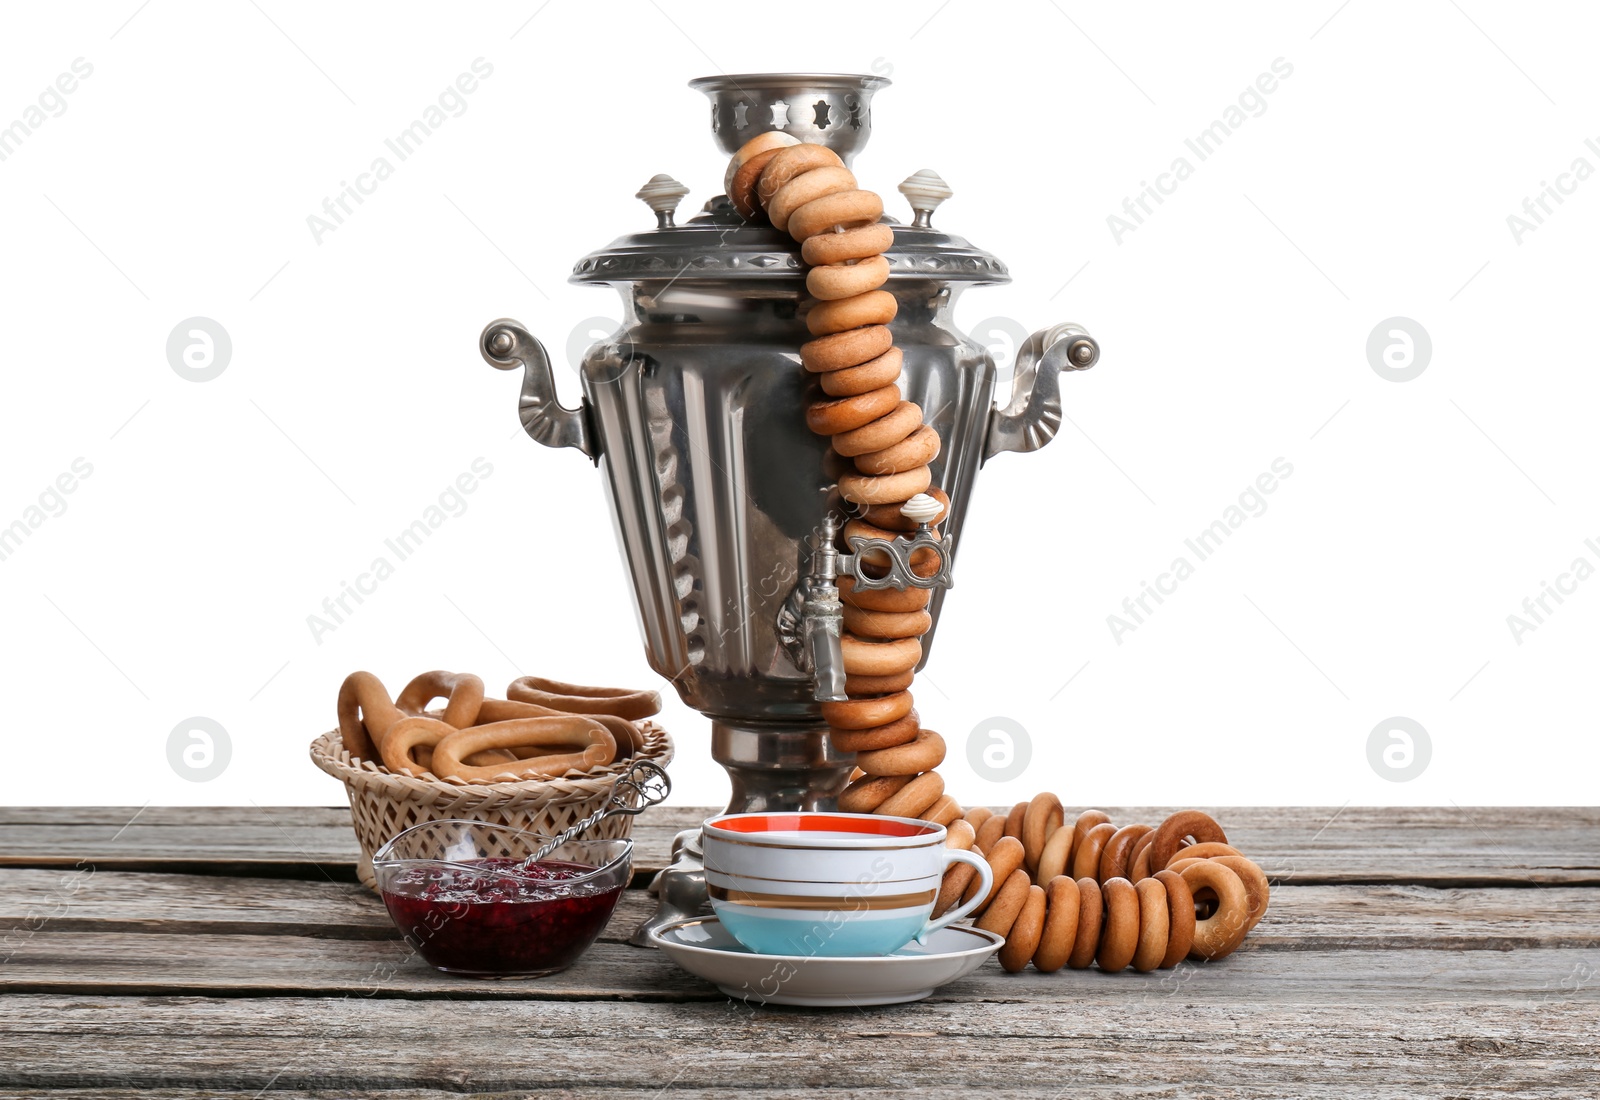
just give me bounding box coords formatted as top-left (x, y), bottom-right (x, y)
top-left (372, 819), bottom-right (632, 978)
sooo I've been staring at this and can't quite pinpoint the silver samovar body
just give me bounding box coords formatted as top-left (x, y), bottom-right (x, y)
top-left (481, 73), bottom-right (1096, 820)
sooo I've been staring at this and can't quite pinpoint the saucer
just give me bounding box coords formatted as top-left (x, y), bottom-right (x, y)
top-left (648, 916), bottom-right (1004, 1006)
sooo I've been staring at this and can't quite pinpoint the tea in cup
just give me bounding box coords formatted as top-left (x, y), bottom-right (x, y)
top-left (700, 812), bottom-right (993, 957)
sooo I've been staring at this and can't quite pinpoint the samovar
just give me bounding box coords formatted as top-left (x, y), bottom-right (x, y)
top-left (480, 73), bottom-right (1097, 943)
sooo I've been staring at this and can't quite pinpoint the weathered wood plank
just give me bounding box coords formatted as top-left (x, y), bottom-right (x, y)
top-left (0, 1090), bottom-right (1587, 1100)
top-left (0, 806), bottom-right (684, 877)
top-left (3, 870), bottom-right (1599, 952)
top-left (1247, 883), bottom-right (1600, 949)
top-left (0, 1089), bottom-right (1589, 1100)
top-left (1, 1094), bottom-right (1510, 1100)
top-left (2, 806), bottom-right (1595, 884)
top-left (0, 868), bottom-right (391, 939)
top-left (3, 925), bottom-right (1597, 1004)
top-left (0, 997), bottom-right (1595, 1096)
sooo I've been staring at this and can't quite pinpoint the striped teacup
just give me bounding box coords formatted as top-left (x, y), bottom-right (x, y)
top-left (701, 812), bottom-right (993, 957)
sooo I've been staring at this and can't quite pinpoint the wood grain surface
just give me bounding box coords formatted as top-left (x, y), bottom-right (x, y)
top-left (1, 806), bottom-right (1596, 1097)
top-left (4, 805), bottom-right (1595, 883)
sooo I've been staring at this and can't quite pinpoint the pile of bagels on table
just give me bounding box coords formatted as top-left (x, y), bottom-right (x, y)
top-left (942, 803), bottom-right (1270, 973)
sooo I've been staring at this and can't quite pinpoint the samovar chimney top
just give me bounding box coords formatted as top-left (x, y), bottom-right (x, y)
top-left (690, 73), bottom-right (890, 167)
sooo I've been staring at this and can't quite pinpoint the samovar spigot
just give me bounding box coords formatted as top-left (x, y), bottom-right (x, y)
top-left (801, 516), bottom-right (848, 702)
top-left (800, 494), bottom-right (952, 702)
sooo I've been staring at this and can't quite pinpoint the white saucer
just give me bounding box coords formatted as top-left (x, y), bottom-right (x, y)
top-left (648, 916), bottom-right (1004, 1007)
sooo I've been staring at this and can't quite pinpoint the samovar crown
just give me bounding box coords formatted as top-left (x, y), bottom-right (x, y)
top-left (690, 73), bottom-right (890, 167)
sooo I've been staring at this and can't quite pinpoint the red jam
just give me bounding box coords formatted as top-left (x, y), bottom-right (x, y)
top-left (380, 858), bottom-right (623, 977)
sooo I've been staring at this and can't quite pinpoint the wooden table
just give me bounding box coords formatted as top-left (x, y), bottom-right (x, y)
top-left (1, 805), bottom-right (1596, 1097)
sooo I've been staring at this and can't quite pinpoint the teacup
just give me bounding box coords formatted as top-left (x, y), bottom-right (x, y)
top-left (701, 811), bottom-right (994, 957)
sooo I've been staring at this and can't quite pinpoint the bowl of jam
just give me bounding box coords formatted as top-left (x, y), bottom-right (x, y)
top-left (372, 819), bottom-right (632, 978)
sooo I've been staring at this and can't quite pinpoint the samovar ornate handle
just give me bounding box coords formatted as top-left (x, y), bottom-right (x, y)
top-left (983, 322), bottom-right (1099, 463)
top-left (480, 318), bottom-right (601, 461)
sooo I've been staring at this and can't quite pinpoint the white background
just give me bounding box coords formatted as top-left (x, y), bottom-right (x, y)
top-left (1, 2), bottom-right (1595, 810)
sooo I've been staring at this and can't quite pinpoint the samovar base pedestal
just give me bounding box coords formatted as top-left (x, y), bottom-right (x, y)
top-left (711, 720), bottom-right (854, 814)
top-left (629, 721), bottom-right (854, 947)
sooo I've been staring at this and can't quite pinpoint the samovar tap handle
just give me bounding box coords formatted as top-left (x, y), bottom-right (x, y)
top-left (480, 318), bottom-right (600, 461)
top-left (798, 496), bottom-right (953, 702)
top-left (982, 322), bottom-right (1099, 463)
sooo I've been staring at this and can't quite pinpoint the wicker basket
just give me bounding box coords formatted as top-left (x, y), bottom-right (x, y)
top-left (309, 721), bottom-right (674, 890)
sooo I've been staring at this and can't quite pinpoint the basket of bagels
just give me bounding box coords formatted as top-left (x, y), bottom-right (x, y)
top-left (310, 669), bottom-right (674, 889)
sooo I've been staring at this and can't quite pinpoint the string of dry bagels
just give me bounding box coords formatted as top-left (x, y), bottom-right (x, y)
top-left (727, 131), bottom-right (1270, 969)
top-left (727, 130), bottom-right (955, 826)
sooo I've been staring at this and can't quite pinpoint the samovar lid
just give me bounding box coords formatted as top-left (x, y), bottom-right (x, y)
top-left (568, 73), bottom-right (1010, 289)
top-left (569, 207), bottom-right (1010, 288)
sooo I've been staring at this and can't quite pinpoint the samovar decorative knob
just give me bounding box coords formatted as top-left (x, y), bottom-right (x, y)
top-left (898, 169), bottom-right (953, 229)
top-left (1059, 323), bottom-right (1100, 369)
top-left (635, 173), bottom-right (690, 228)
top-left (898, 492), bottom-right (944, 525)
